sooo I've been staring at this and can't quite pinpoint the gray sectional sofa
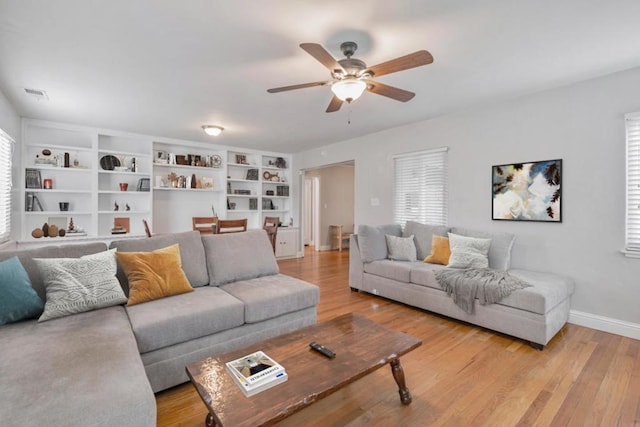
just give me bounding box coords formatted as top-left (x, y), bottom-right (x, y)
top-left (0, 230), bottom-right (319, 427)
top-left (349, 222), bottom-right (574, 349)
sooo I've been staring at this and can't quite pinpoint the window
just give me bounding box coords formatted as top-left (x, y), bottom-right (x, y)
top-left (393, 147), bottom-right (448, 226)
top-left (0, 128), bottom-right (14, 243)
top-left (625, 113), bottom-right (640, 258)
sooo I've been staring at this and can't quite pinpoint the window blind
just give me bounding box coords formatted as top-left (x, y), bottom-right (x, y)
top-left (0, 128), bottom-right (14, 243)
top-left (393, 147), bottom-right (448, 227)
top-left (625, 113), bottom-right (640, 256)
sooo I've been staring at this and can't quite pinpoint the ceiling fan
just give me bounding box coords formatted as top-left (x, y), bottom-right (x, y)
top-left (267, 41), bottom-right (433, 113)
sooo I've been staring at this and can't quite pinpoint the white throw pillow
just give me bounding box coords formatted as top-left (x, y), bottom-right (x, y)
top-left (447, 233), bottom-right (491, 269)
top-left (34, 249), bottom-right (127, 322)
top-left (385, 234), bottom-right (417, 262)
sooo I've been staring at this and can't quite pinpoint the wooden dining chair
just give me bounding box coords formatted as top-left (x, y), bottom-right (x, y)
top-left (263, 216), bottom-right (279, 253)
top-left (192, 216), bottom-right (218, 234)
top-left (216, 218), bottom-right (248, 234)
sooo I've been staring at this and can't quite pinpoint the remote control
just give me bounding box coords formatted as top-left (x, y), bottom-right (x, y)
top-left (309, 342), bottom-right (336, 359)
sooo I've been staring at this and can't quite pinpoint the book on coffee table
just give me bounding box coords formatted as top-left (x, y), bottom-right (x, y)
top-left (225, 351), bottom-right (287, 397)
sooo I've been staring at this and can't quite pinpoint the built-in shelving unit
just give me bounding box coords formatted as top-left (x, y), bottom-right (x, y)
top-left (226, 151), bottom-right (292, 229)
top-left (20, 120), bottom-right (153, 241)
top-left (19, 119), bottom-right (296, 256)
top-left (151, 140), bottom-right (226, 233)
top-left (97, 133), bottom-right (152, 237)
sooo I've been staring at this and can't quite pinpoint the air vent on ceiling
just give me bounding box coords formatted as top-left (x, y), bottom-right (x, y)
top-left (23, 88), bottom-right (49, 101)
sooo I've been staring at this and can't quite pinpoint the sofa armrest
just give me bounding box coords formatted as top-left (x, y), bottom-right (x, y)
top-left (349, 234), bottom-right (364, 290)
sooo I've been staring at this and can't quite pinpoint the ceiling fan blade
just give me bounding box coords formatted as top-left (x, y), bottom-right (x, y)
top-left (325, 95), bottom-right (343, 113)
top-left (267, 81), bottom-right (328, 93)
top-left (367, 81), bottom-right (415, 102)
top-left (366, 50), bottom-right (433, 78)
top-left (300, 43), bottom-right (346, 74)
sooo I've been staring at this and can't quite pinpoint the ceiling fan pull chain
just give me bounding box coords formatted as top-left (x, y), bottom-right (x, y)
top-left (348, 105), bottom-right (352, 125)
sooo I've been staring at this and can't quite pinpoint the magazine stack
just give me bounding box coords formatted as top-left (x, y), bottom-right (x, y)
top-left (225, 351), bottom-right (287, 397)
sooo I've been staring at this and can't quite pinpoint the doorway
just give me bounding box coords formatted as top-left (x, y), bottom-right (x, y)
top-left (302, 161), bottom-right (355, 252)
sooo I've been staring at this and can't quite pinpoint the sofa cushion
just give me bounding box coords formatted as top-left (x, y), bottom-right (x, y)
top-left (110, 231), bottom-right (209, 289)
top-left (424, 235), bottom-right (451, 265)
top-left (125, 286), bottom-right (245, 353)
top-left (447, 233), bottom-right (491, 269)
top-left (403, 221), bottom-right (450, 261)
top-left (503, 269), bottom-right (575, 314)
top-left (221, 274), bottom-right (320, 323)
top-left (0, 257), bottom-right (44, 325)
top-left (410, 265), bottom-right (574, 315)
top-left (202, 230), bottom-right (279, 286)
top-left (116, 244), bottom-right (194, 306)
top-left (0, 242), bottom-right (108, 300)
top-left (410, 262), bottom-right (449, 288)
top-left (34, 249), bottom-right (127, 322)
top-left (0, 306), bottom-right (156, 427)
top-left (451, 227), bottom-right (515, 271)
top-left (358, 224), bottom-right (402, 262)
top-left (363, 260), bottom-right (420, 283)
top-left (386, 234), bottom-right (417, 261)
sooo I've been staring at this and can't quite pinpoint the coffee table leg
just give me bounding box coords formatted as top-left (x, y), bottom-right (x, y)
top-left (390, 358), bottom-right (412, 405)
top-left (206, 412), bottom-right (216, 427)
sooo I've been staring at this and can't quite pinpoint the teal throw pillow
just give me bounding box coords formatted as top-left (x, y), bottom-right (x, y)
top-left (0, 256), bottom-right (44, 325)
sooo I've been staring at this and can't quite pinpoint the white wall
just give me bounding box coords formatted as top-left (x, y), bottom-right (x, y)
top-left (293, 66), bottom-right (640, 327)
top-left (0, 87), bottom-right (21, 243)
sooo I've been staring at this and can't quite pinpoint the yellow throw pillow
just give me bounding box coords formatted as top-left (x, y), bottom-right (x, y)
top-left (116, 244), bottom-right (193, 306)
top-left (424, 235), bottom-right (451, 265)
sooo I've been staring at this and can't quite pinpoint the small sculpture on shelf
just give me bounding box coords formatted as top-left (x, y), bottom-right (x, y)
top-left (125, 203), bottom-right (130, 211)
top-left (114, 202), bottom-right (119, 211)
top-left (68, 217), bottom-right (75, 231)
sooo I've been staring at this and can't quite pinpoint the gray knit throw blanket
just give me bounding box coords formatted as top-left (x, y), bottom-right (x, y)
top-left (434, 268), bottom-right (530, 315)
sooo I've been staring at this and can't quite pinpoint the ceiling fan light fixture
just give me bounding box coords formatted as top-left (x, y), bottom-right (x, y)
top-left (331, 79), bottom-right (367, 103)
top-left (202, 125), bottom-right (224, 136)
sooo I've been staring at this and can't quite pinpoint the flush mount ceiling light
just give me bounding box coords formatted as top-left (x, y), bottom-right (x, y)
top-left (331, 78), bottom-right (367, 103)
top-left (202, 125), bottom-right (224, 136)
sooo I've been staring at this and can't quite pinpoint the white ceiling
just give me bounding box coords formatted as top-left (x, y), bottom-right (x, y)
top-left (2, 1), bottom-right (640, 153)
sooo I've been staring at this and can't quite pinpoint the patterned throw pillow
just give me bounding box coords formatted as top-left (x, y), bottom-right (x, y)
top-left (385, 234), bottom-right (417, 262)
top-left (0, 257), bottom-right (44, 324)
top-left (35, 249), bottom-right (127, 322)
top-left (447, 233), bottom-right (492, 269)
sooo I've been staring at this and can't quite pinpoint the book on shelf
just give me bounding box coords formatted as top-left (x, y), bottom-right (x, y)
top-left (25, 193), bottom-right (34, 212)
top-left (225, 350), bottom-right (287, 397)
top-left (26, 193), bottom-right (45, 212)
top-left (33, 194), bottom-right (44, 211)
top-left (25, 168), bottom-right (42, 189)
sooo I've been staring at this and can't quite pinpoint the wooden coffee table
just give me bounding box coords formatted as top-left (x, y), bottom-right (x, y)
top-left (186, 313), bottom-right (422, 427)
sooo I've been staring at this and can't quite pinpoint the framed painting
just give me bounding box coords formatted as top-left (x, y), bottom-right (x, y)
top-left (492, 159), bottom-right (562, 222)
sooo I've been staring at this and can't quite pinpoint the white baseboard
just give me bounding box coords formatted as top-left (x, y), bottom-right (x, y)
top-left (569, 310), bottom-right (640, 340)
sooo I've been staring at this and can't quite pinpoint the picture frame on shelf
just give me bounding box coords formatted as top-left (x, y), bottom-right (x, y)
top-left (246, 169), bottom-right (259, 181)
top-left (136, 178), bottom-right (151, 192)
top-left (200, 177), bottom-right (213, 189)
top-left (235, 154), bottom-right (247, 165)
top-left (154, 150), bottom-right (168, 164)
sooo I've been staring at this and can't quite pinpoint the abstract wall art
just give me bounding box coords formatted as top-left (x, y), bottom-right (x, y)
top-left (492, 159), bottom-right (562, 222)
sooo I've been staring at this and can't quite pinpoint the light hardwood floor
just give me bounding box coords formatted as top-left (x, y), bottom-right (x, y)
top-left (156, 248), bottom-right (640, 426)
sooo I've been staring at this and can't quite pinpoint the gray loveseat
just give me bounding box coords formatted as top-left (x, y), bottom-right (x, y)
top-left (0, 230), bottom-right (319, 427)
top-left (349, 222), bottom-right (574, 349)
